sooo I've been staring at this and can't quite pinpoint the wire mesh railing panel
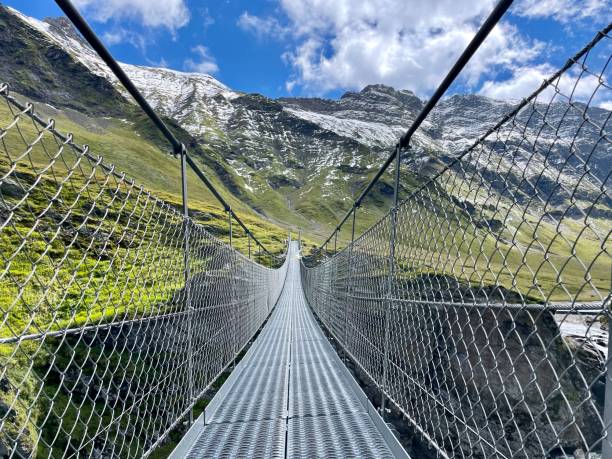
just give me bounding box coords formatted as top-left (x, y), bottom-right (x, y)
top-left (302, 26), bottom-right (611, 458)
top-left (344, 217), bottom-right (392, 384)
top-left (0, 84), bottom-right (288, 458)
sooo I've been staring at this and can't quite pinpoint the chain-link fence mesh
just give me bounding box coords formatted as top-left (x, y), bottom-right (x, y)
top-left (302, 25), bottom-right (611, 458)
top-left (0, 83), bottom-right (288, 458)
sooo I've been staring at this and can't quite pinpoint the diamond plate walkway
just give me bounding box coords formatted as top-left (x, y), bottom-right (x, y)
top-left (170, 242), bottom-right (408, 458)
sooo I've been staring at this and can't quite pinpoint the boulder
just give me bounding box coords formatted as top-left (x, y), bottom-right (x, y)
top-left (0, 178), bottom-right (26, 199)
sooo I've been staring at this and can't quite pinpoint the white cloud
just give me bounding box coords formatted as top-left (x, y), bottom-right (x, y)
top-left (479, 64), bottom-right (606, 103)
top-left (237, 12), bottom-right (288, 39)
top-left (600, 100), bottom-right (612, 111)
top-left (285, 80), bottom-right (297, 92)
top-left (103, 28), bottom-right (146, 50)
top-left (479, 64), bottom-right (554, 100)
top-left (242, 0), bottom-right (543, 96)
top-left (74, 0), bottom-right (190, 31)
top-left (103, 31), bottom-right (123, 45)
top-left (512, 0), bottom-right (611, 23)
top-left (184, 45), bottom-right (219, 75)
top-left (198, 8), bottom-right (215, 29)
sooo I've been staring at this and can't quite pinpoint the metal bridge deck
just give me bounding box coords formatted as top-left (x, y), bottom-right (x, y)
top-left (171, 242), bottom-right (407, 458)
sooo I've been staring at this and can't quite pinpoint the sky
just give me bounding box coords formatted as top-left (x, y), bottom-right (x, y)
top-left (4, 0), bottom-right (612, 102)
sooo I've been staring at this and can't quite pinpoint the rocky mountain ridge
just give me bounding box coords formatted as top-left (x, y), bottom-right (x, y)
top-left (1, 5), bottom-right (609, 234)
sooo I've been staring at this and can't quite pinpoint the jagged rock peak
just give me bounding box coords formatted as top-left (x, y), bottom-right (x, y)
top-left (341, 83), bottom-right (421, 103)
top-left (43, 16), bottom-right (89, 49)
top-left (235, 93), bottom-right (283, 112)
top-left (335, 84), bottom-right (423, 117)
top-left (277, 96), bottom-right (337, 112)
top-left (360, 84), bottom-right (414, 96)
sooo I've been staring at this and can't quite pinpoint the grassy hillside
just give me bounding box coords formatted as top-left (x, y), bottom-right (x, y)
top-left (0, 93), bottom-right (316, 457)
top-left (307, 165), bottom-right (610, 304)
top-left (1, 93), bottom-right (309, 246)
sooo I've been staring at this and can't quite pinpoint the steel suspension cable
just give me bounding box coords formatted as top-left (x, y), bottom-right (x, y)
top-left (54, 0), bottom-right (276, 257)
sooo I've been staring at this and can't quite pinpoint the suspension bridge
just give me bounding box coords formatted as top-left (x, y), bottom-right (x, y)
top-left (170, 242), bottom-right (407, 458)
top-left (0, 0), bottom-right (611, 458)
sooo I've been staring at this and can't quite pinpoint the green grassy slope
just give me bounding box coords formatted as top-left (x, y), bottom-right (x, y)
top-left (0, 94), bottom-right (315, 457)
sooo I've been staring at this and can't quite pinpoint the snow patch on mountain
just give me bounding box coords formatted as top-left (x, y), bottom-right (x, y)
top-left (8, 6), bottom-right (238, 139)
top-left (4, 5), bottom-right (610, 230)
top-left (285, 107), bottom-right (405, 149)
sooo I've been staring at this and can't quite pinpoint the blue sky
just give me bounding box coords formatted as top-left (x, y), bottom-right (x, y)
top-left (4, 0), bottom-right (611, 101)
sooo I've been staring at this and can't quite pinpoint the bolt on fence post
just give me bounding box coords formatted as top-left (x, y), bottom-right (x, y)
top-left (381, 144), bottom-right (401, 419)
top-left (178, 144), bottom-right (194, 425)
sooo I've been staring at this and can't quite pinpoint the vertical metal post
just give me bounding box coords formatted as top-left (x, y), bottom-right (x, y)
top-left (247, 232), bottom-right (253, 342)
top-left (268, 242), bottom-right (272, 310)
top-left (342, 204), bottom-right (358, 354)
top-left (381, 145), bottom-right (401, 419)
top-left (603, 313), bottom-right (612, 459)
top-left (228, 210), bottom-right (233, 248)
top-left (179, 144), bottom-right (194, 425)
top-left (351, 206), bottom-right (357, 243)
top-left (228, 210), bottom-right (237, 369)
top-left (251, 248), bottom-right (255, 334)
top-left (334, 230), bottom-right (337, 254)
top-left (331, 228), bottom-right (338, 348)
top-left (266, 242), bottom-right (270, 309)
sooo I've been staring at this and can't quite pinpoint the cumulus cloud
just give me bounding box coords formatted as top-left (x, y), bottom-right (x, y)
top-left (479, 64), bottom-right (608, 104)
top-left (479, 64), bottom-right (555, 100)
top-left (512, 0), bottom-right (611, 23)
top-left (184, 45), bottom-right (219, 75)
top-left (237, 12), bottom-right (288, 39)
top-left (241, 0), bottom-right (543, 96)
top-left (103, 29), bottom-right (146, 50)
top-left (74, 0), bottom-right (190, 32)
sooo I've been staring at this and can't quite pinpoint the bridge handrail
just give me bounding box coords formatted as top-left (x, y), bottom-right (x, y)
top-left (300, 21), bottom-right (612, 458)
top-left (0, 60), bottom-right (289, 459)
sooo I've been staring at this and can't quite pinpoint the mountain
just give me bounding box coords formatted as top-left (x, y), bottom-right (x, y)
top-left (0, 5), bottom-right (609, 242)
